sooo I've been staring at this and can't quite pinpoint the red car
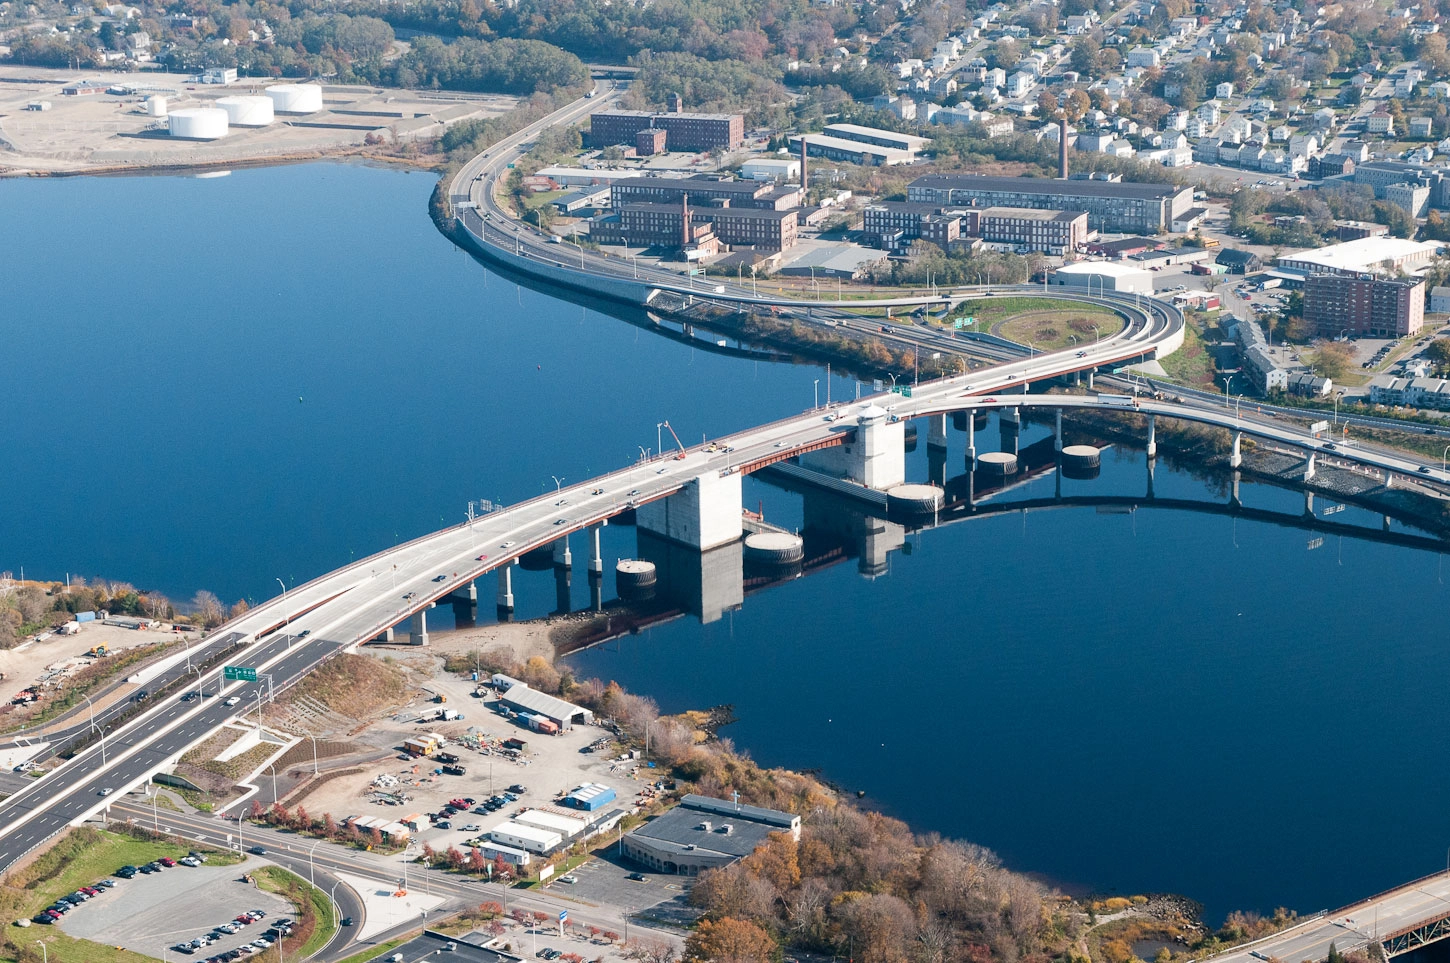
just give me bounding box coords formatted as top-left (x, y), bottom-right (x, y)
top-left (158, 857), bottom-right (177, 868)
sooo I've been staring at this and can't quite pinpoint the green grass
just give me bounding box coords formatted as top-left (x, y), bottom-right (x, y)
top-left (522, 852), bottom-right (592, 890)
top-left (998, 313), bottom-right (1126, 351)
top-left (1156, 312), bottom-right (1218, 388)
top-left (949, 296), bottom-right (1119, 331)
top-left (0, 827), bottom-right (241, 963)
top-left (521, 189), bottom-right (568, 212)
top-left (335, 934), bottom-right (415, 963)
top-left (253, 865), bottom-right (337, 960)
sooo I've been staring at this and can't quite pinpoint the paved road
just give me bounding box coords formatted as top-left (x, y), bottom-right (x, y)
top-left (1209, 871), bottom-right (1450, 963)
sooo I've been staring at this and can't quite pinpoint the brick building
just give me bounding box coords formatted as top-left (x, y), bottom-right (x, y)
top-left (593, 202), bottom-right (797, 252)
top-left (1303, 273), bottom-right (1425, 338)
top-left (588, 110), bottom-right (744, 152)
top-left (963, 207), bottom-right (1088, 254)
top-left (906, 174), bottom-right (1192, 234)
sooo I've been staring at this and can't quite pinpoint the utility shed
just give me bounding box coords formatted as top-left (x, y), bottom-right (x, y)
top-left (622, 793), bottom-right (802, 876)
top-left (563, 783), bottom-right (617, 811)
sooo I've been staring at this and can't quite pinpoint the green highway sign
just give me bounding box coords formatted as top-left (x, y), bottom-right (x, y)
top-left (223, 666), bottom-right (257, 682)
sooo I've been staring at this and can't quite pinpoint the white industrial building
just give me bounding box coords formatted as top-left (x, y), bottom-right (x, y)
top-left (740, 157), bottom-right (801, 182)
top-left (488, 821), bottom-right (562, 855)
top-left (623, 794), bottom-right (802, 876)
top-left (532, 167), bottom-right (637, 187)
top-left (1051, 261), bottom-right (1155, 294)
top-left (476, 841), bottom-right (532, 868)
top-left (515, 809), bottom-right (590, 839)
top-left (1276, 237), bottom-right (1443, 277)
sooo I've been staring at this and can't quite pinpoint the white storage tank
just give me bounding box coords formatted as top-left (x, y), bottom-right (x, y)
top-left (168, 107), bottom-right (228, 140)
top-left (145, 95), bottom-right (167, 117)
top-left (216, 95), bottom-right (274, 127)
top-left (264, 84), bottom-right (323, 114)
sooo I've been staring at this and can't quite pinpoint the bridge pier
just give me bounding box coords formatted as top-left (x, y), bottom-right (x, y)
top-left (554, 564), bottom-right (572, 615)
top-left (636, 469), bottom-right (744, 550)
top-left (450, 581), bottom-right (477, 629)
top-left (374, 626), bottom-right (394, 643)
top-left (927, 413), bottom-right (948, 449)
top-left (798, 405), bottom-right (905, 492)
top-left (1146, 413), bottom-right (1157, 459)
top-left (588, 522), bottom-right (606, 575)
top-left (553, 536), bottom-right (572, 568)
top-left (1231, 431), bottom-right (1243, 468)
top-left (928, 442), bottom-right (947, 488)
top-left (1054, 408), bottom-right (1063, 452)
top-left (589, 571), bottom-right (604, 612)
top-left (496, 562), bottom-right (515, 621)
top-left (1384, 468), bottom-right (1394, 489)
top-left (1000, 415), bottom-right (1019, 456)
top-left (410, 603), bottom-right (434, 646)
top-left (965, 415), bottom-right (977, 469)
top-left (1086, 369), bottom-right (1095, 389)
top-left (1304, 451), bottom-right (1316, 482)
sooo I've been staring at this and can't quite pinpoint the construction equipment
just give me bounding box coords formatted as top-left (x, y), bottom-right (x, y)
top-left (87, 645), bottom-right (109, 658)
top-left (662, 420), bottom-right (687, 460)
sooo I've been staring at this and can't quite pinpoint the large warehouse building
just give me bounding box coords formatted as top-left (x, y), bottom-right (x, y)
top-left (1275, 237), bottom-right (1443, 277)
top-left (492, 675), bottom-right (593, 729)
top-left (905, 174), bottom-right (1194, 234)
top-left (623, 794), bottom-right (802, 876)
top-left (588, 110), bottom-right (744, 152)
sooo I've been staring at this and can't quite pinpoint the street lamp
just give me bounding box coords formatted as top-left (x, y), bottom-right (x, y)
top-left (1222, 373), bottom-right (1234, 403)
top-left (1443, 445), bottom-right (1449, 470)
top-left (550, 475), bottom-right (565, 493)
top-left (35, 941), bottom-right (46, 963)
top-left (813, 379), bottom-right (820, 409)
top-left (308, 840), bottom-right (322, 887)
top-left (276, 577), bottom-right (290, 641)
top-left (1092, 322), bottom-right (1101, 343)
top-left (1333, 389), bottom-right (1345, 426)
top-left (80, 694), bottom-right (106, 764)
top-left (268, 763), bottom-right (279, 806)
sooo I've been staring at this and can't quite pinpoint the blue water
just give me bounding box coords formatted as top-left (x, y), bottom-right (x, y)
top-left (5, 163), bottom-right (1450, 922)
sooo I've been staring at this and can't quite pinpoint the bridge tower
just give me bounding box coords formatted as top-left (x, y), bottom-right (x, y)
top-left (636, 469), bottom-right (743, 551)
top-left (799, 405), bottom-right (906, 491)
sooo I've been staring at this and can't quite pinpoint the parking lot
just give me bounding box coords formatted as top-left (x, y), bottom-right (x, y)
top-left (58, 855), bottom-right (293, 959)
top-left (546, 853), bottom-right (694, 924)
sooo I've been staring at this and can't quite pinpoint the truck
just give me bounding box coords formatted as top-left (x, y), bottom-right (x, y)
top-left (1096, 394), bottom-right (1138, 408)
top-left (435, 751), bottom-right (460, 764)
top-left (438, 709), bottom-right (463, 722)
top-left (442, 764), bottom-right (467, 776)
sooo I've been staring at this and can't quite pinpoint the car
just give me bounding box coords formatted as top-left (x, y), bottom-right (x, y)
top-left (248, 910), bottom-right (266, 919)
top-left (340, 917), bottom-right (354, 927)
top-left (508, 784), bottom-right (527, 794)
top-left (1420, 466), bottom-right (1433, 474)
top-left (181, 692), bottom-right (198, 702)
top-left (500, 541), bottom-right (515, 548)
top-left (180, 856), bottom-right (201, 867)
top-left (461, 824), bottom-right (480, 832)
top-left (79, 886), bottom-right (100, 896)
top-left (116, 866), bottom-right (138, 878)
top-left (432, 574), bottom-right (447, 582)
top-left (248, 846), bottom-right (267, 855)
top-left (95, 879), bottom-right (116, 889)
top-left (628, 489), bottom-right (640, 496)
top-left (297, 629), bottom-right (310, 638)
top-left (133, 690), bottom-right (149, 702)
top-left (402, 591), bottom-right (416, 600)
top-left (436, 820), bottom-right (452, 829)
top-left (224, 696), bottom-right (241, 707)
top-left (554, 518), bottom-right (567, 525)
top-left (1076, 350), bottom-right (1087, 358)
top-left (476, 554), bottom-right (489, 561)
top-left (159, 857), bottom-right (177, 867)
top-left (31, 915), bottom-right (52, 925)
top-left (98, 787), bottom-right (113, 796)
top-left (189, 851), bottom-right (208, 863)
top-left (558, 874), bottom-right (578, 884)
top-left (627, 872), bottom-right (647, 881)
top-left (554, 498), bottom-right (568, 506)
top-left (590, 487), bottom-right (604, 495)
top-left (138, 864), bottom-right (156, 874)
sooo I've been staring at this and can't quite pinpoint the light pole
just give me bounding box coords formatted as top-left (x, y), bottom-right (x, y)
top-left (550, 475), bottom-right (565, 493)
top-left (35, 941), bottom-right (46, 963)
top-left (308, 840), bottom-right (322, 887)
top-left (237, 811), bottom-right (244, 854)
top-left (1092, 322), bottom-right (1101, 343)
top-left (268, 763), bottom-right (279, 806)
top-left (813, 379), bottom-right (820, 409)
top-left (1443, 445), bottom-right (1449, 470)
top-left (1221, 373), bottom-right (1234, 404)
top-left (153, 788), bottom-right (160, 831)
top-left (276, 577), bottom-right (290, 642)
top-left (656, 422), bottom-right (665, 460)
top-left (188, 664), bottom-right (203, 701)
top-left (1334, 390), bottom-right (1344, 426)
top-left (81, 694), bottom-right (106, 764)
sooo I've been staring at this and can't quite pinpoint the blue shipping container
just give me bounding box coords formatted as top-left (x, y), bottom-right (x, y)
top-left (76, 611), bottom-right (97, 623)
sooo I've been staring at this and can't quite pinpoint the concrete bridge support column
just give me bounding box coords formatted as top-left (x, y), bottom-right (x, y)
top-left (1086, 370), bottom-right (1095, 390)
top-left (1054, 408), bottom-right (1063, 452)
top-left (927, 413), bottom-right (948, 449)
top-left (554, 564), bottom-right (572, 615)
top-left (1304, 451), bottom-right (1316, 482)
top-left (1146, 414), bottom-right (1157, 459)
top-left (1231, 431), bottom-right (1243, 469)
top-left (1001, 406), bottom-right (1021, 426)
top-left (410, 603), bottom-right (433, 646)
top-left (588, 522), bottom-right (606, 575)
top-left (799, 407), bottom-right (905, 491)
top-left (375, 626), bottom-right (394, 643)
top-left (635, 469), bottom-right (744, 550)
top-left (965, 416), bottom-right (977, 470)
top-left (1384, 469), bottom-right (1394, 489)
top-left (552, 536), bottom-right (572, 569)
top-left (496, 562), bottom-right (515, 621)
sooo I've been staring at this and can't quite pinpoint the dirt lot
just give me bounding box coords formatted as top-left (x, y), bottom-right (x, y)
top-left (0, 620), bottom-right (186, 705)
top-left (0, 66), bottom-right (519, 174)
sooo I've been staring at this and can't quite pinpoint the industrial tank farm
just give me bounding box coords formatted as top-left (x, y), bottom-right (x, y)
top-left (265, 84), bottom-right (323, 114)
top-left (216, 95), bottom-right (274, 127)
top-left (167, 107), bottom-right (228, 140)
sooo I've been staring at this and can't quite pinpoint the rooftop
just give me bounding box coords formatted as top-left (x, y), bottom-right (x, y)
top-left (977, 206), bottom-right (1087, 222)
top-left (822, 122), bottom-right (933, 149)
top-left (628, 794), bottom-right (800, 861)
top-left (1055, 261), bottom-right (1152, 278)
top-left (592, 108), bottom-right (743, 122)
top-left (909, 173), bottom-right (1185, 200)
top-left (790, 134), bottom-right (916, 162)
top-left (1282, 237), bottom-right (1441, 272)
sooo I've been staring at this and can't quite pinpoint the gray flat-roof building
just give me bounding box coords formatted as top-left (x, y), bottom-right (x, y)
top-left (906, 174), bottom-right (1193, 233)
top-left (623, 794), bottom-right (801, 876)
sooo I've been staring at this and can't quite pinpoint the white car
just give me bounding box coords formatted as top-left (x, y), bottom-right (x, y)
top-left (224, 696), bottom-right (241, 707)
top-left (98, 787), bottom-right (113, 796)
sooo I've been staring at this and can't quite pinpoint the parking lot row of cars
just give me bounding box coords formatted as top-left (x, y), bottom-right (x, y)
top-left (173, 908), bottom-right (295, 960)
top-left (27, 878), bottom-right (117, 925)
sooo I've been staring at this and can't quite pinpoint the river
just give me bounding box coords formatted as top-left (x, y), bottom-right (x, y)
top-left (5, 162), bottom-right (1449, 923)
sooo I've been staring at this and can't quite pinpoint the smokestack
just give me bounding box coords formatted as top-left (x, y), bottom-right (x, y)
top-left (1059, 117), bottom-right (1069, 179)
top-left (799, 136), bottom-right (809, 192)
top-left (682, 194), bottom-right (690, 251)
top-left (668, 92), bottom-right (683, 113)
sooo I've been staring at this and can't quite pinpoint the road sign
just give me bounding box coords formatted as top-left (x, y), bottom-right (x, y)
top-left (559, 911), bottom-right (568, 923)
top-left (223, 666), bottom-right (257, 682)
top-left (1309, 420), bottom-right (1330, 435)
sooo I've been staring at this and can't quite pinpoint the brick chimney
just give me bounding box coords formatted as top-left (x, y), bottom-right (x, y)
top-left (1059, 116), bottom-right (1069, 179)
top-left (682, 194), bottom-right (691, 251)
top-left (799, 136), bottom-right (809, 191)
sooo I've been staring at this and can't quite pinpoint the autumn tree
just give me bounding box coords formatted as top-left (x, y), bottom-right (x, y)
top-left (683, 918), bottom-right (776, 963)
top-left (191, 590), bottom-right (224, 627)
